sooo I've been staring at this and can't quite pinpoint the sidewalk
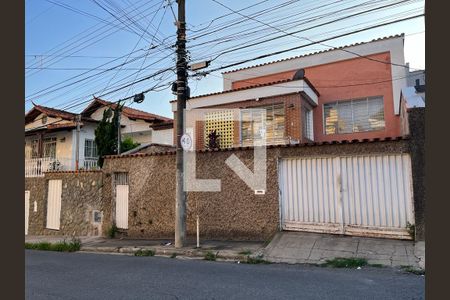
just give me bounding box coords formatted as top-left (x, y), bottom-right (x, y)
top-left (25, 235), bottom-right (265, 261)
top-left (25, 232), bottom-right (425, 269)
top-left (263, 232), bottom-right (425, 269)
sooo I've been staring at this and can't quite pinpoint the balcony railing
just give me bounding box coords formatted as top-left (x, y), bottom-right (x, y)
top-left (25, 157), bottom-right (99, 177)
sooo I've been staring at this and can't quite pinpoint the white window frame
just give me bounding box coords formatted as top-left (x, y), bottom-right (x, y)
top-left (240, 103), bottom-right (285, 146)
top-left (323, 96), bottom-right (385, 135)
top-left (84, 139), bottom-right (98, 159)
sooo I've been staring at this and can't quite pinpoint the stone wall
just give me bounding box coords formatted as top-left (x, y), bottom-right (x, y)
top-left (25, 171), bottom-right (110, 237)
top-left (25, 136), bottom-right (423, 242)
top-left (103, 139), bottom-right (410, 241)
top-left (407, 107), bottom-right (425, 240)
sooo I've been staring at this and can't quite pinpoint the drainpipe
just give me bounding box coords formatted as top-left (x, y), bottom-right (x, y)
top-left (117, 110), bottom-right (121, 155)
top-left (75, 115), bottom-right (81, 171)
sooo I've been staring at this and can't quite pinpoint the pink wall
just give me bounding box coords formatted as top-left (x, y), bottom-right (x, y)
top-left (232, 52), bottom-right (402, 141)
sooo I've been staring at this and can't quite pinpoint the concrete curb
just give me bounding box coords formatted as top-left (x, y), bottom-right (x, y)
top-left (79, 245), bottom-right (254, 262)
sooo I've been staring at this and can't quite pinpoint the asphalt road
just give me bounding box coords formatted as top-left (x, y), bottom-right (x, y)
top-left (26, 250), bottom-right (424, 300)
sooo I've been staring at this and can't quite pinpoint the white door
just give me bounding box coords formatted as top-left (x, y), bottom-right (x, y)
top-left (279, 154), bottom-right (415, 239)
top-left (46, 180), bottom-right (62, 230)
top-left (25, 191), bottom-right (30, 235)
top-left (115, 185), bottom-right (129, 229)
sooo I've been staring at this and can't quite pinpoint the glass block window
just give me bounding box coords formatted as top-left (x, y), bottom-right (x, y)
top-left (324, 96), bottom-right (385, 135)
top-left (204, 110), bottom-right (234, 149)
top-left (84, 139), bottom-right (98, 158)
top-left (241, 104), bottom-right (285, 145)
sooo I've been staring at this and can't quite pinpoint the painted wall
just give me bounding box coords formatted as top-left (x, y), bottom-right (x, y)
top-left (25, 113), bottom-right (69, 131)
top-left (226, 53), bottom-right (402, 142)
top-left (151, 128), bottom-right (174, 145)
top-left (224, 36), bottom-right (407, 115)
top-left (25, 130), bottom-right (75, 169)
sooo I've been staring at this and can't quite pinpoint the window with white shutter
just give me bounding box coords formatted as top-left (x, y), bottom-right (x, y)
top-left (324, 96), bottom-right (385, 135)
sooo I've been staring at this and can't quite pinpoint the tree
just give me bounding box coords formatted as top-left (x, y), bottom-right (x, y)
top-left (94, 102), bottom-right (124, 167)
top-left (121, 137), bottom-right (140, 153)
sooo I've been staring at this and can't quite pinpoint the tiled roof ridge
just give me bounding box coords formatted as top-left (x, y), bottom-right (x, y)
top-left (104, 135), bottom-right (409, 159)
top-left (170, 77), bottom-right (316, 103)
top-left (93, 97), bottom-right (172, 122)
top-left (222, 34), bottom-right (404, 74)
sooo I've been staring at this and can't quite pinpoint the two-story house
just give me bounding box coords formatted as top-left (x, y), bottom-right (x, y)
top-left (171, 34), bottom-right (411, 150)
top-left (25, 97), bottom-right (173, 177)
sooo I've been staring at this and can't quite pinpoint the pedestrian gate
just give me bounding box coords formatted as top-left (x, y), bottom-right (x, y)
top-left (114, 173), bottom-right (129, 229)
top-left (278, 154), bottom-right (414, 239)
top-left (46, 179), bottom-right (62, 230)
top-left (25, 191), bottom-right (30, 235)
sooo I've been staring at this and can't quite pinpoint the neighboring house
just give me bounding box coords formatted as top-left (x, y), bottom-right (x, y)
top-left (80, 98), bottom-right (174, 145)
top-left (406, 67), bottom-right (425, 87)
top-left (172, 34), bottom-right (411, 150)
top-left (25, 98), bottom-right (173, 177)
top-left (400, 76), bottom-right (425, 135)
top-left (120, 143), bottom-right (176, 155)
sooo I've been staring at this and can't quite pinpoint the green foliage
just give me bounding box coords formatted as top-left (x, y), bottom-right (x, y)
top-left (204, 251), bottom-right (217, 261)
top-left (121, 137), bottom-right (140, 153)
top-left (323, 257), bottom-right (368, 268)
top-left (107, 223), bottom-right (119, 239)
top-left (170, 253), bottom-right (177, 258)
top-left (238, 250), bottom-right (252, 256)
top-left (400, 265), bottom-right (425, 275)
top-left (94, 102), bottom-right (124, 167)
top-left (25, 238), bottom-right (81, 252)
top-left (135, 249), bottom-right (155, 257)
top-left (406, 222), bottom-right (416, 239)
top-left (245, 255), bottom-right (270, 264)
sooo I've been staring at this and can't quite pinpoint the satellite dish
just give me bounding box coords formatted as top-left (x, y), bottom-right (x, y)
top-left (292, 69), bottom-right (305, 80)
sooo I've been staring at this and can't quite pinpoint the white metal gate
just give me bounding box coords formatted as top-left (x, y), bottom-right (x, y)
top-left (279, 154), bottom-right (414, 239)
top-left (46, 180), bottom-right (62, 230)
top-left (25, 191), bottom-right (30, 235)
top-left (114, 173), bottom-right (129, 229)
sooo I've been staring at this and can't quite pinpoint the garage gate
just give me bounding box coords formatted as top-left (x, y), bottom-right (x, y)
top-left (278, 154), bottom-right (415, 239)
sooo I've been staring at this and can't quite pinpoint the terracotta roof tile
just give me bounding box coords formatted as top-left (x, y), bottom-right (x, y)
top-left (25, 104), bottom-right (76, 124)
top-left (170, 77), bottom-right (318, 103)
top-left (222, 34), bottom-right (404, 74)
top-left (104, 136), bottom-right (409, 160)
top-left (83, 97), bottom-right (172, 122)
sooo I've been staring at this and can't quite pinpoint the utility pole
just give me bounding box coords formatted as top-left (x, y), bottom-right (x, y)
top-left (117, 109), bottom-right (121, 155)
top-left (75, 114), bottom-right (81, 171)
top-left (175, 0), bottom-right (187, 248)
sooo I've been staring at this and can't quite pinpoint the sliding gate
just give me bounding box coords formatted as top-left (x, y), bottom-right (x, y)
top-left (278, 154), bottom-right (415, 239)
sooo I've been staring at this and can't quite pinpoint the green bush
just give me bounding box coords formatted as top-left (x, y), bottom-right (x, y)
top-left (204, 251), bottom-right (217, 261)
top-left (25, 238), bottom-right (81, 252)
top-left (245, 256), bottom-right (270, 264)
top-left (135, 249), bottom-right (155, 257)
top-left (107, 223), bottom-right (118, 238)
top-left (323, 257), bottom-right (368, 268)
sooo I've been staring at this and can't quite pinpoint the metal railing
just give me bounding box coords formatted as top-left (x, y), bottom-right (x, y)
top-left (25, 157), bottom-right (99, 177)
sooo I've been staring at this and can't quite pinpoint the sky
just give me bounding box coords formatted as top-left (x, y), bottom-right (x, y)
top-left (25, 0), bottom-right (425, 118)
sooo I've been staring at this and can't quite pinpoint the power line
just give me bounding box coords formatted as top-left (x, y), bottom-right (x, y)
top-left (193, 13), bottom-right (424, 76)
top-left (210, 0), bottom-right (419, 70)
